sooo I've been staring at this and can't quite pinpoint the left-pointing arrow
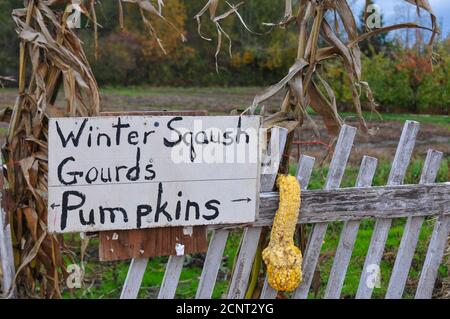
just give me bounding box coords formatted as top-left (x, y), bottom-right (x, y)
top-left (50, 203), bottom-right (60, 209)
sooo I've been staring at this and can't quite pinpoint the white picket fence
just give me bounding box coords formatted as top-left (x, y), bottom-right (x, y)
top-left (119, 120), bottom-right (449, 299)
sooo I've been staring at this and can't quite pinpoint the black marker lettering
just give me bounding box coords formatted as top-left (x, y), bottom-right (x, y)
top-left (155, 183), bottom-right (172, 223)
top-left (203, 200), bottom-right (220, 220)
top-left (163, 117), bottom-right (183, 147)
top-left (115, 165), bottom-right (127, 182)
top-left (136, 205), bottom-right (152, 228)
top-left (61, 190), bottom-right (86, 231)
top-left (144, 163), bottom-right (156, 180)
top-left (79, 209), bottom-right (95, 226)
top-left (236, 117), bottom-right (249, 144)
top-left (185, 200), bottom-right (200, 221)
top-left (112, 117), bottom-right (130, 146)
top-left (99, 207), bottom-right (128, 224)
top-left (97, 133), bottom-right (112, 147)
top-left (85, 167), bottom-right (98, 184)
top-left (128, 131), bottom-right (139, 145)
top-left (100, 167), bottom-right (112, 183)
top-left (58, 157), bottom-right (83, 185)
top-left (126, 147), bottom-right (141, 181)
top-left (56, 118), bottom-right (88, 148)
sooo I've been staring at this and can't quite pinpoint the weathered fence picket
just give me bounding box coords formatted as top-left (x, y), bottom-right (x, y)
top-left (324, 155), bottom-right (378, 299)
top-left (115, 120), bottom-right (449, 300)
top-left (356, 120), bottom-right (420, 299)
top-left (120, 258), bottom-right (148, 299)
top-left (195, 229), bottom-right (229, 298)
top-left (227, 126), bottom-right (288, 299)
top-left (158, 255), bottom-right (185, 299)
top-left (415, 214), bottom-right (450, 299)
top-left (386, 149), bottom-right (443, 298)
top-left (293, 124), bottom-right (357, 299)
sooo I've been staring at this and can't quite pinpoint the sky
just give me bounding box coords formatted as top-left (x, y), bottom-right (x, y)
top-left (353, 0), bottom-right (450, 38)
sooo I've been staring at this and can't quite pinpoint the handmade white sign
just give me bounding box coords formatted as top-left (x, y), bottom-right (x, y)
top-left (48, 116), bottom-right (261, 233)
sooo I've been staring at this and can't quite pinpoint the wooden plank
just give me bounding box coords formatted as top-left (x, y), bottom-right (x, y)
top-left (99, 226), bottom-right (207, 261)
top-left (260, 154), bottom-right (316, 299)
top-left (415, 214), bottom-right (450, 299)
top-left (252, 183), bottom-right (449, 225)
top-left (118, 110), bottom-right (209, 299)
top-left (386, 150), bottom-right (443, 299)
top-left (48, 115), bottom-right (261, 233)
top-left (324, 156), bottom-right (377, 299)
top-left (227, 126), bottom-right (288, 299)
top-left (101, 110), bottom-right (209, 117)
top-left (296, 155), bottom-right (315, 189)
top-left (195, 229), bottom-right (229, 299)
top-left (294, 124), bottom-right (357, 299)
top-left (157, 255), bottom-right (185, 299)
top-left (120, 258), bottom-right (149, 299)
top-left (356, 120), bottom-right (420, 299)
top-left (0, 158), bottom-right (14, 297)
top-left (227, 227), bottom-right (263, 299)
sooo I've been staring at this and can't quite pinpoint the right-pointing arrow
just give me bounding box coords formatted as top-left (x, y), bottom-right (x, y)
top-left (231, 197), bottom-right (251, 203)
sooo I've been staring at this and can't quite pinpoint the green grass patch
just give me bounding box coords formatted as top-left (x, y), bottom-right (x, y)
top-left (307, 107), bottom-right (449, 127)
top-left (100, 86), bottom-right (261, 97)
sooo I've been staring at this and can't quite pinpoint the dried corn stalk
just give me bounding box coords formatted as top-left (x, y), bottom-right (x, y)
top-left (200, 0), bottom-right (437, 134)
top-left (1, 0), bottom-right (101, 298)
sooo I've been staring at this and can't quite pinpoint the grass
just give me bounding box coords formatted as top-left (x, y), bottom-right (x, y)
top-left (100, 86), bottom-right (261, 97)
top-left (338, 111), bottom-right (450, 127)
top-left (62, 157), bottom-right (449, 299)
top-left (100, 87), bottom-right (449, 127)
top-left (2, 86), bottom-right (448, 126)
